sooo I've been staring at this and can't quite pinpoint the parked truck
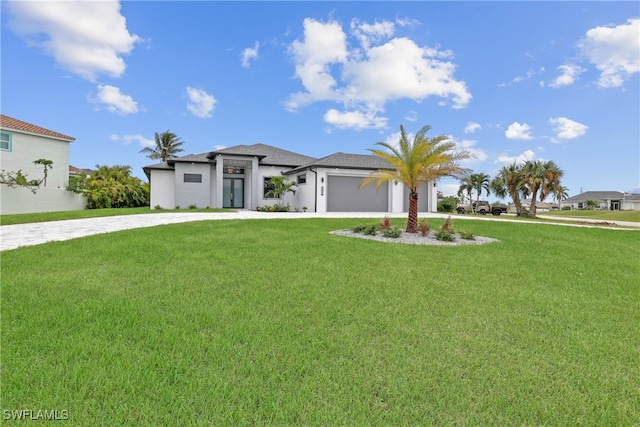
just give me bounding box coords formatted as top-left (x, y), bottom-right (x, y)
top-left (456, 201), bottom-right (508, 216)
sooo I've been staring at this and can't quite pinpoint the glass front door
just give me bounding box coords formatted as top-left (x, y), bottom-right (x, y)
top-left (223, 178), bottom-right (244, 208)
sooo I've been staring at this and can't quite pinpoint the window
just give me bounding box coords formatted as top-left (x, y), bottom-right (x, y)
top-left (184, 173), bottom-right (202, 183)
top-left (297, 174), bottom-right (307, 185)
top-left (264, 177), bottom-right (275, 198)
top-left (0, 132), bottom-right (11, 151)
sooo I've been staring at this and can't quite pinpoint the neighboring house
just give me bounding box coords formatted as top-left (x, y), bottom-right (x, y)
top-left (0, 114), bottom-right (86, 214)
top-left (561, 191), bottom-right (640, 211)
top-left (143, 143), bottom-right (437, 213)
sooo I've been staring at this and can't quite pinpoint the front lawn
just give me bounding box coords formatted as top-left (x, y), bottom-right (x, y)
top-left (2, 218), bottom-right (638, 425)
top-left (539, 209), bottom-right (640, 223)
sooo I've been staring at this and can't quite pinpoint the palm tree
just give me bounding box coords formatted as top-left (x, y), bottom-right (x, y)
top-left (139, 130), bottom-right (185, 163)
top-left (491, 163), bottom-right (525, 215)
top-left (265, 175), bottom-right (297, 207)
top-left (470, 172), bottom-right (491, 208)
top-left (522, 160), bottom-right (564, 216)
top-left (361, 124), bottom-right (471, 233)
top-left (553, 184), bottom-right (569, 210)
top-left (457, 175), bottom-right (474, 211)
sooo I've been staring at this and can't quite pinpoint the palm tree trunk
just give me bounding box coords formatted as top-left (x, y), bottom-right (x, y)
top-left (406, 191), bottom-right (418, 233)
top-left (529, 190), bottom-right (539, 216)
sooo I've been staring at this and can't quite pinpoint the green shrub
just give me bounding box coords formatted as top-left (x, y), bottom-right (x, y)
top-left (382, 227), bottom-right (402, 238)
top-left (562, 205), bottom-right (571, 210)
top-left (188, 204), bottom-right (197, 209)
top-left (154, 205), bottom-right (163, 210)
top-left (175, 205), bottom-right (181, 210)
top-left (458, 230), bottom-right (475, 240)
top-left (364, 224), bottom-right (380, 235)
top-left (435, 230), bottom-right (455, 242)
top-left (351, 224), bottom-right (369, 233)
top-left (437, 196), bottom-right (458, 213)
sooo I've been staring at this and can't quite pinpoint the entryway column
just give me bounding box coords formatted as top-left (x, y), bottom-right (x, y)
top-left (215, 154), bottom-right (224, 208)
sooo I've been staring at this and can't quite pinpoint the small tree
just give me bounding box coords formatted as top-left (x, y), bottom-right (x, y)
top-left (265, 176), bottom-right (297, 207)
top-left (585, 200), bottom-right (598, 210)
top-left (33, 159), bottom-right (54, 187)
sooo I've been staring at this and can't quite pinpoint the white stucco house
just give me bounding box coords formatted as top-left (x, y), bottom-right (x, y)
top-left (561, 191), bottom-right (640, 211)
top-left (0, 114), bottom-right (86, 214)
top-left (143, 143), bottom-right (437, 213)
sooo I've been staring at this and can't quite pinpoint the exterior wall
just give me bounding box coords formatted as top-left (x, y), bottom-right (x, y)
top-left (256, 165), bottom-right (298, 209)
top-left (621, 200), bottom-right (640, 210)
top-left (174, 163), bottom-right (211, 208)
top-left (0, 130), bottom-right (71, 190)
top-left (0, 129), bottom-right (83, 214)
top-left (290, 170), bottom-right (316, 212)
top-left (1, 185), bottom-right (86, 214)
top-left (149, 169), bottom-right (175, 209)
top-left (402, 182), bottom-right (436, 213)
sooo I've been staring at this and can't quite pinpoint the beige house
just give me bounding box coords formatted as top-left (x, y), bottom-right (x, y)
top-left (0, 114), bottom-right (86, 214)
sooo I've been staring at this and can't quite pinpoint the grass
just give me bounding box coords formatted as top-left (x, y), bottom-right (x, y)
top-left (540, 209), bottom-right (640, 223)
top-left (2, 218), bottom-right (639, 425)
top-left (0, 207), bottom-right (231, 226)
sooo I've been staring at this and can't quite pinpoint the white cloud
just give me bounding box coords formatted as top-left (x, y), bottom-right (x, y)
top-left (452, 138), bottom-right (487, 164)
top-left (323, 108), bottom-right (387, 130)
top-left (7, 0), bottom-right (140, 81)
top-left (186, 87), bottom-right (217, 118)
top-left (286, 18), bottom-right (471, 130)
top-left (548, 117), bottom-right (588, 140)
top-left (578, 18), bottom-right (640, 88)
top-left (505, 122), bottom-right (533, 140)
top-left (464, 122), bottom-right (481, 134)
top-left (241, 42), bottom-right (259, 68)
top-left (496, 149), bottom-right (537, 165)
top-left (549, 64), bottom-right (584, 88)
top-left (92, 85), bottom-right (138, 115)
top-left (111, 134), bottom-right (154, 148)
top-left (404, 111), bottom-right (418, 122)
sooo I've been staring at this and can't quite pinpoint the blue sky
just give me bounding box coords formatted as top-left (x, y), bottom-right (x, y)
top-left (2, 1), bottom-right (639, 199)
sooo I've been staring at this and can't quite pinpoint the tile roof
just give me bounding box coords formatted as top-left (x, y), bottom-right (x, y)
top-left (0, 114), bottom-right (75, 141)
top-left (208, 143), bottom-right (316, 167)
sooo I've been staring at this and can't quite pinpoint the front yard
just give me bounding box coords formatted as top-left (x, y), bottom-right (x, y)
top-left (1, 218), bottom-right (638, 424)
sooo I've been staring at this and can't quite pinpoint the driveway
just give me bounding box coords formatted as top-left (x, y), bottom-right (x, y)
top-left (1, 211), bottom-right (637, 251)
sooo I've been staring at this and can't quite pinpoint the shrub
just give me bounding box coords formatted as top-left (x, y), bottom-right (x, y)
top-left (273, 203), bottom-right (290, 212)
top-left (435, 230), bottom-right (455, 242)
top-left (351, 224), bottom-right (369, 233)
top-left (154, 205), bottom-right (163, 210)
top-left (458, 230), bottom-right (475, 240)
top-left (437, 196), bottom-right (458, 213)
top-left (364, 224), bottom-right (379, 235)
top-left (188, 204), bottom-right (197, 209)
top-left (440, 216), bottom-right (455, 233)
top-left (175, 205), bottom-right (180, 209)
top-left (562, 205), bottom-right (571, 210)
top-left (418, 219), bottom-right (430, 236)
top-left (382, 227), bottom-right (402, 238)
top-left (380, 216), bottom-right (392, 230)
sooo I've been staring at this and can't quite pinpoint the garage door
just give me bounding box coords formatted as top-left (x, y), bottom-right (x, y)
top-left (327, 176), bottom-right (388, 212)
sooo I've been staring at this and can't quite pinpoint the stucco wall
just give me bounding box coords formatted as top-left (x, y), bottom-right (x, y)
top-left (149, 169), bottom-right (176, 209)
top-left (1, 185), bottom-right (86, 214)
top-left (174, 163), bottom-right (211, 208)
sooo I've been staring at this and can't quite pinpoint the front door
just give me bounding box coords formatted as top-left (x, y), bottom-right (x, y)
top-left (223, 178), bottom-right (244, 208)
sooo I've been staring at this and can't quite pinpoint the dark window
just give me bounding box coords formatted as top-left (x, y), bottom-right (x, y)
top-left (0, 132), bottom-right (11, 151)
top-left (264, 177), bottom-right (275, 198)
top-left (297, 174), bottom-right (307, 185)
top-left (184, 173), bottom-right (202, 183)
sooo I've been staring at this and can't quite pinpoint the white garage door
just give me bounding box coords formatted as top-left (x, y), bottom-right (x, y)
top-left (327, 176), bottom-right (388, 212)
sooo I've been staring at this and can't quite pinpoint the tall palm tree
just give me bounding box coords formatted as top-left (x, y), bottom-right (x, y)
top-left (457, 175), bottom-right (474, 211)
top-left (491, 163), bottom-right (526, 215)
top-left (139, 130), bottom-right (185, 163)
top-left (522, 160), bottom-right (564, 216)
top-left (470, 172), bottom-right (491, 209)
top-left (361, 124), bottom-right (471, 233)
top-left (553, 184), bottom-right (570, 210)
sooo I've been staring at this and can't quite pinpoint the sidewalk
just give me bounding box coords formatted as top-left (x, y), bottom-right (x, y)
top-left (1, 211), bottom-right (637, 251)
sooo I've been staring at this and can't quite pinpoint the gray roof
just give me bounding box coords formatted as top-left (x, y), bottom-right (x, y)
top-left (565, 191), bottom-right (625, 202)
top-left (208, 143), bottom-right (316, 167)
top-left (170, 153), bottom-right (211, 164)
top-left (286, 152), bottom-right (392, 174)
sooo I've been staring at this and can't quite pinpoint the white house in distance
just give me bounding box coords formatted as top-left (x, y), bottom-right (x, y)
top-left (0, 114), bottom-right (86, 214)
top-left (143, 143), bottom-right (437, 213)
top-left (562, 191), bottom-right (640, 211)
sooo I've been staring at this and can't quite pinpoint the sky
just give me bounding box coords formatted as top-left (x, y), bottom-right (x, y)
top-left (1, 1), bottom-right (639, 200)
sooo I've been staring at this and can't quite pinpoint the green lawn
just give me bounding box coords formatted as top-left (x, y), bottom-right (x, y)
top-left (2, 218), bottom-right (639, 425)
top-left (0, 207), bottom-right (232, 226)
top-left (540, 209), bottom-right (640, 223)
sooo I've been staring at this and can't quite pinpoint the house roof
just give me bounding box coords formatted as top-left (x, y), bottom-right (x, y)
top-left (286, 152), bottom-right (392, 174)
top-left (0, 114), bottom-right (75, 142)
top-left (565, 191), bottom-right (625, 202)
top-left (208, 143), bottom-right (316, 167)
